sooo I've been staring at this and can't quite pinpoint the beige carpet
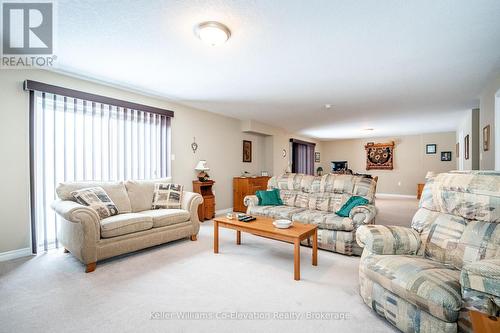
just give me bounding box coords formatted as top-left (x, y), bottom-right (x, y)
top-left (0, 197), bottom-right (418, 333)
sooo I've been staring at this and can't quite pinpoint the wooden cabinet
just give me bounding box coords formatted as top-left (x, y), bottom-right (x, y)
top-left (417, 183), bottom-right (425, 199)
top-left (192, 180), bottom-right (215, 221)
top-left (233, 176), bottom-right (271, 212)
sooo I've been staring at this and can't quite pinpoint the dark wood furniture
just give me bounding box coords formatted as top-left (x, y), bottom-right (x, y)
top-left (213, 216), bottom-right (318, 281)
top-left (469, 310), bottom-right (500, 333)
top-left (417, 183), bottom-right (425, 199)
top-left (233, 176), bottom-right (271, 212)
top-left (192, 180), bottom-right (215, 221)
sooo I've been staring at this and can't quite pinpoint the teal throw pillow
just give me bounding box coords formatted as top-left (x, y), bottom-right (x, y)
top-left (256, 189), bottom-right (283, 206)
top-left (336, 196), bottom-right (369, 217)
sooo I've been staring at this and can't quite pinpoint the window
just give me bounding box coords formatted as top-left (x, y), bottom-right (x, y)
top-left (26, 81), bottom-right (173, 252)
top-left (290, 139), bottom-right (316, 175)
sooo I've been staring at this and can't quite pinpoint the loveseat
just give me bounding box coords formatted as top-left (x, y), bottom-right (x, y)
top-left (244, 173), bottom-right (378, 255)
top-left (356, 171), bottom-right (500, 333)
top-left (52, 178), bottom-right (202, 272)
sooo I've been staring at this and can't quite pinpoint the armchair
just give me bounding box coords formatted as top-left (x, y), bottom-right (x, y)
top-left (356, 171), bottom-right (500, 333)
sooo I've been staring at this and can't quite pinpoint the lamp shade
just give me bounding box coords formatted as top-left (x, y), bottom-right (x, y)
top-left (425, 171), bottom-right (436, 179)
top-left (195, 160), bottom-right (210, 171)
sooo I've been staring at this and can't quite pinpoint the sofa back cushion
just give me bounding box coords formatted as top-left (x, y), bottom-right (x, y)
top-left (125, 178), bottom-right (172, 212)
top-left (279, 190), bottom-right (297, 206)
top-left (276, 173), bottom-right (303, 191)
top-left (308, 193), bottom-right (330, 212)
top-left (417, 209), bottom-right (467, 265)
top-left (56, 181), bottom-right (132, 214)
top-left (420, 172), bottom-right (500, 223)
top-left (414, 171), bottom-right (500, 267)
top-left (273, 173), bottom-right (377, 203)
top-left (453, 221), bottom-right (500, 269)
top-left (295, 193), bottom-right (310, 208)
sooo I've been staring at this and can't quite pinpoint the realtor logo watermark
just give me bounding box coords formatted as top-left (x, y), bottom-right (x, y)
top-left (1, 1), bottom-right (56, 68)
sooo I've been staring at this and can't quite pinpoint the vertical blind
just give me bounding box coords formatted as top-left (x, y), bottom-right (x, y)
top-left (32, 90), bottom-right (171, 252)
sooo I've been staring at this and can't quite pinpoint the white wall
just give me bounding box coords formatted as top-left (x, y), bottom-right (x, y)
top-left (0, 70), bottom-right (309, 253)
top-left (479, 72), bottom-right (500, 170)
top-left (456, 108), bottom-right (480, 170)
top-left (321, 132), bottom-right (457, 195)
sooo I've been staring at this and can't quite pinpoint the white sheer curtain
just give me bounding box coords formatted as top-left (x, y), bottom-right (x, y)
top-left (33, 91), bottom-right (171, 251)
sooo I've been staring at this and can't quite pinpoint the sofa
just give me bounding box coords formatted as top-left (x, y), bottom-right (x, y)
top-left (244, 173), bottom-right (378, 255)
top-left (51, 178), bottom-right (203, 272)
top-left (356, 171), bottom-right (500, 333)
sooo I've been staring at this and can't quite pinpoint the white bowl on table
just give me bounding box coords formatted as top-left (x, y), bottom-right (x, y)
top-left (273, 219), bottom-right (292, 229)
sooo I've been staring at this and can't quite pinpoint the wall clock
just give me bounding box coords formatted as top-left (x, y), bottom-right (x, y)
top-left (282, 149), bottom-right (287, 158)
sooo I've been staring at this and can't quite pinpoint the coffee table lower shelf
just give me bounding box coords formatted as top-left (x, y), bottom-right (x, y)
top-left (213, 217), bottom-right (318, 281)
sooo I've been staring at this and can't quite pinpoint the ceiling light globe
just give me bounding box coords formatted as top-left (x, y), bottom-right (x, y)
top-left (196, 22), bottom-right (231, 46)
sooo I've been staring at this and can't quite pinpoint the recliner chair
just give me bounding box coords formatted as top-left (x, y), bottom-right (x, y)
top-left (356, 171), bottom-right (500, 332)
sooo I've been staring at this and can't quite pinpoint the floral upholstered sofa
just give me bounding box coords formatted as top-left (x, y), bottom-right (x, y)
top-left (356, 171), bottom-right (500, 333)
top-left (244, 173), bottom-right (378, 256)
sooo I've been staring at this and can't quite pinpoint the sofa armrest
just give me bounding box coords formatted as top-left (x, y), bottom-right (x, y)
top-left (51, 200), bottom-right (100, 240)
top-left (181, 191), bottom-right (203, 234)
top-left (349, 204), bottom-right (377, 227)
top-left (51, 200), bottom-right (100, 264)
top-left (356, 225), bottom-right (421, 255)
top-left (461, 259), bottom-right (500, 298)
top-left (244, 195), bottom-right (259, 207)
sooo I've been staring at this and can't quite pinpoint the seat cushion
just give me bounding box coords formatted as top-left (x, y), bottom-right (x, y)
top-left (100, 213), bottom-right (153, 238)
top-left (247, 205), bottom-right (274, 217)
top-left (247, 205), bottom-right (305, 220)
top-left (267, 206), bottom-right (306, 219)
top-left (291, 209), bottom-right (329, 224)
top-left (140, 209), bottom-right (191, 228)
top-left (363, 254), bottom-right (462, 322)
top-left (320, 213), bottom-right (355, 231)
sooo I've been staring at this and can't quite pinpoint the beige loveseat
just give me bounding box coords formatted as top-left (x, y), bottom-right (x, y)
top-left (51, 178), bottom-right (202, 272)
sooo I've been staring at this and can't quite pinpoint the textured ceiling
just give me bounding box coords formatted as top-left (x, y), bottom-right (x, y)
top-left (53, 0), bottom-right (500, 139)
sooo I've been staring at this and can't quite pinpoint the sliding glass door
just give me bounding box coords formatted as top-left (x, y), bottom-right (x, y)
top-left (30, 87), bottom-right (172, 252)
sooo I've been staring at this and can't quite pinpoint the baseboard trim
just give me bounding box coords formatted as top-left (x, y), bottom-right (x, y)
top-left (376, 193), bottom-right (417, 199)
top-left (0, 247), bottom-right (32, 262)
top-left (215, 208), bottom-right (233, 216)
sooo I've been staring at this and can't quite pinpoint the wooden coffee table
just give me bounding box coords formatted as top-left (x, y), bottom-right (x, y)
top-left (213, 216), bottom-right (318, 280)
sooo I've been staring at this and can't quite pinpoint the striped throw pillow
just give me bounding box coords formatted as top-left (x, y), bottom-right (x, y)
top-left (152, 183), bottom-right (184, 209)
top-left (71, 187), bottom-right (119, 219)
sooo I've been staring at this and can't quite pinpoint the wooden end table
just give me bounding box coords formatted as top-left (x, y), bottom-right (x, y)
top-left (213, 216), bottom-right (318, 280)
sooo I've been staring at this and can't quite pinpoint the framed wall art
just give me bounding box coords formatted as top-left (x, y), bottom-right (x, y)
top-left (441, 151), bottom-right (452, 161)
top-left (464, 135), bottom-right (469, 160)
top-left (483, 125), bottom-right (490, 151)
top-left (426, 144), bottom-right (436, 154)
top-left (243, 140), bottom-right (252, 162)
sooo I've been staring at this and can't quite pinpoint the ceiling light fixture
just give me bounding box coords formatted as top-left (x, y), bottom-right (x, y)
top-left (195, 21), bottom-right (231, 46)
top-left (364, 128), bottom-right (374, 131)
top-left (324, 104), bottom-right (332, 109)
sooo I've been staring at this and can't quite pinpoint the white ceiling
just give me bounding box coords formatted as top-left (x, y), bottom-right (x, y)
top-left (53, 0), bottom-right (500, 139)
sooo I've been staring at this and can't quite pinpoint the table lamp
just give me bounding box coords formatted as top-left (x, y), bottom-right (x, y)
top-left (195, 160), bottom-right (210, 181)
